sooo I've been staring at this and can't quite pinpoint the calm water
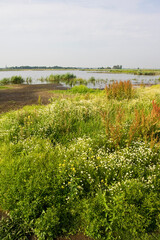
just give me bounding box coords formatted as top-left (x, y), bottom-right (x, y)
top-left (0, 70), bottom-right (160, 88)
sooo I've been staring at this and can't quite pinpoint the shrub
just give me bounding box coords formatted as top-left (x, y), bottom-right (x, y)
top-left (0, 76), bottom-right (24, 85)
top-left (61, 73), bottom-right (76, 80)
top-left (10, 76), bottom-right (24, 84)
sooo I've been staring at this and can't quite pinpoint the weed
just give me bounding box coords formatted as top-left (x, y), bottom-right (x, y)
top-left (105, 80), bottom-right (135, 100)
top-left (0, 76), bottom-right (24, 85)
top-left (10, 76), bottom-right (24, 84)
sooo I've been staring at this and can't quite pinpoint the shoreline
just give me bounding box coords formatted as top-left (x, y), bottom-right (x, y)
top-left (0, 83), bottom-right (158, 114)
top-left (0, 83), bottom-right (69, 114)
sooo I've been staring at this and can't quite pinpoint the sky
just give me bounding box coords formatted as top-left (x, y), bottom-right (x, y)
top-left (0, 0), bottom-right (160, 68)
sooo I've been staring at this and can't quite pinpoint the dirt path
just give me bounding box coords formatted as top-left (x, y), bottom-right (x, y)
top-left (0, 84), bottom-right (69, 114)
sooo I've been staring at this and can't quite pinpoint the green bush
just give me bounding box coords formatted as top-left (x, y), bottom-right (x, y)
top-left (0, 78), bottom-right (10, 85)
top-left (10, 75), bottom-right (24, 84)
top-left (0, 76), bottom-right (24, 85)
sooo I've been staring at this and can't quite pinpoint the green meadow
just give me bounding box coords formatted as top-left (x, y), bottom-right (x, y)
top-left (0, 83), bottom-right (160, 239)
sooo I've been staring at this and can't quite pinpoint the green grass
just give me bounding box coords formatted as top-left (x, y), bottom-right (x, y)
top-left (0, 85), bottom-right (160, 239)
top-left (0, 86), bottom-right (10, 90)
top-left (89, 68), bottom-right (160, 76)
top-left (0, 76), bottom-right (25, 85)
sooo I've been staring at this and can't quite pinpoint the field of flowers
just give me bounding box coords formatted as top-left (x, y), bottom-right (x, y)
top-left (0, 83), bottom-right (160, 239)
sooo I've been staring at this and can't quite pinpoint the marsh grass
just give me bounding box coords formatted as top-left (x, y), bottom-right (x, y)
top-left (92, 68), bottom-right (160, 75)
top-left (0, 84), bottom-right (160, 240)
top-left (39, 74), bottom-right (107, 88)
top-left (105, 80), bottom-right (135, 100)
top-left (0, 76), bottom-right (25, 85)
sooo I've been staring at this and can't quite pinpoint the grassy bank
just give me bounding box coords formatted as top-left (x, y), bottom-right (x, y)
top-left (87, 68), bottom-right (160, 76)
top-left (0, 84), bottom-right (160, 239)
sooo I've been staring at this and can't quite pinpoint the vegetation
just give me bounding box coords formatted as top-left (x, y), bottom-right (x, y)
top-left (0, 86), bottom-right (9, 90)
top-left (39, 73), bottom-right (97, 87)
top-left (0, 76), bottom-right (25, 85)
top-left (87, 68), bottom-right (160, 76)
top-left (69, 85), bottom-right (98, 94)
top-left (0, 83), bottom-right (160, 239)
top-left (0, 78), bottom-right (10, 85)
top-left (0, 76), bottom-right (32, 85)
top-left (0, 66), bottom-right (79, 71)
top-left (105, 80), bottom-right (134, 100)
top-left (112, 65), bottom-right (122, 69)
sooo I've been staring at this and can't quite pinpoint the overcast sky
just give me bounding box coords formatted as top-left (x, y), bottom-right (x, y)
top-left (0, 0), bottom-right (160, 68)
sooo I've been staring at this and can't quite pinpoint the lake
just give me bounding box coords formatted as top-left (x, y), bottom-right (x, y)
top-left (0, 70), bottom-right (160, 88)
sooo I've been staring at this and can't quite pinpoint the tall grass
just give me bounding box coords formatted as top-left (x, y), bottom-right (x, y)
top-left (101, 99), bottom-right (160, 148)
top-left (105, 80), bottom-right (135, 100)
top-left (0, 76), bottom-right (25, 85)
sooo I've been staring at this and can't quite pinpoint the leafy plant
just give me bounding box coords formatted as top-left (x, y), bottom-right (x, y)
top-left (105, 80), bottom-right (135, 100)
top-left (70, 85), bottom-right (94, 94)
top-left (10, 76), bottom-right (24, 84)
top-left (0, 78), bottom-right (10, 85)
top-left (0, 76), bottom-right (24, 85)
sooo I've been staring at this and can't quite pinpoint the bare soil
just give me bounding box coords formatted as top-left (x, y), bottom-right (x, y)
top-left (0, 84), bottom-right (69, 114)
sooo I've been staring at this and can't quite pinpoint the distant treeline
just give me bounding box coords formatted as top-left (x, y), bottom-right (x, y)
top-left (0, 65), bottom-right (124, 71)
top-left (0, 65), bottom-right (123, 70)
top-left (0, 66), bottom-right (79, 70)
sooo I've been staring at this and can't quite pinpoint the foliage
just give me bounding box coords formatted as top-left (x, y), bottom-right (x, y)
top-left (70, 85), bottom-right (95, 94)
top-left (105, 80), bottom-right (135, 100)
top-left (26, 77), bottom-right (32, 84)
top-left (0, 78), bottom-right (10, 85)
top-left (46, 73), bottom-right (76, 83)
top-left (92, 68), bottom-right (160, 76)
top-left (101, 99), bottom-right (160, 148)
top-left (10, 76), bottom-right (24, 84)
top-left (0, 76), bottom-right (25, 85)
top-left (0, 217), bottom-right (32, 240)
top-left (0, 86), bottom-right (160, 239)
